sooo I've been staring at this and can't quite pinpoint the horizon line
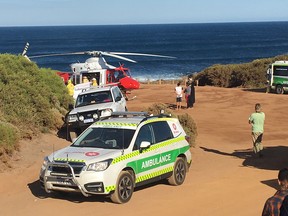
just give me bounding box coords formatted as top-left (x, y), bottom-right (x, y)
top-left (1, 20), bottom-right (288, 28)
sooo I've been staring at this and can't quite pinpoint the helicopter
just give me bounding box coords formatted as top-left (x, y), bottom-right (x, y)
top-left (22, 43), bottom-right (176, 99)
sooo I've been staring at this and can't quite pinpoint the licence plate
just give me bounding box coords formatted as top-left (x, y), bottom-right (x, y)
top-left (84, 118), bottom-right (94, 123)
top-left (55, 180), bottom-right (73, 185)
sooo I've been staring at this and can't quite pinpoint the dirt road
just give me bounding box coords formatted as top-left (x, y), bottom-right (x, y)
top-left (1, 84), bottom-right (288, 216)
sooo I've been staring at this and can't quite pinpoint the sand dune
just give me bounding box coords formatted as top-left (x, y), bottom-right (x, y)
top-left (1, 84), bottom-right (288, 216)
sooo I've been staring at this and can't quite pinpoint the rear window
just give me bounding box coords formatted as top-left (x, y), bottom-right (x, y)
top-left (151, 121), bottom-right (173, 143)
top-left (75, 91), bottom-right (113, 107)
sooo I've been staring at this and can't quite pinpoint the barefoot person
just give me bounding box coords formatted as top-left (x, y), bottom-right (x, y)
top-left (248, 103), bottom-right (265, 157)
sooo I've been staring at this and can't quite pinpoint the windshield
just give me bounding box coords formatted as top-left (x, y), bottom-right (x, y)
top-left (273, 65), bottom-right (288, 76)
top-left (71, 127), bottom-right (135, 149)
top-left (75, 91), bottom-right (113, 107)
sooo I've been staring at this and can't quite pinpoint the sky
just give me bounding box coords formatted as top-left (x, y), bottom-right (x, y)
top-left (1, 0), bottom-right (288, 26)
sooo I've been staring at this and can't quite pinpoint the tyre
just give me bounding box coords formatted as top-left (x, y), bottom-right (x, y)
top-left (168, 157), bottom-right (187, 186)
top-left (110, 171), bottom-right (134, 204)
top-left (276, 85), bottom-right (284, 94)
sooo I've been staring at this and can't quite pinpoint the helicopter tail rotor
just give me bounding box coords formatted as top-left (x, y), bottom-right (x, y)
top-left (22, 42), bottom-right (31, 61)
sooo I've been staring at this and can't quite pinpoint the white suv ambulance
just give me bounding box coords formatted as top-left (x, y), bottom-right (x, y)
top-left (39, 112), bottom-right (192, 203)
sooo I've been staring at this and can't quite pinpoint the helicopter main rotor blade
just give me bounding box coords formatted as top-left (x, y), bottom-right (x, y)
top-left (109, 52), bottom-right (176, 59)
top-left (102, 52), bottom-right (137, 63)
top-left (29, 51), bottom-right (86, 59)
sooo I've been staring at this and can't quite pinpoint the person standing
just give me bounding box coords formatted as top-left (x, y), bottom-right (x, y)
top-left (187, 78), bottom-right (195, 108)
top-left (175, 82), bottom-right (183, 110)
top-left (66, 80), bottom-right (74, 97)
top-left (184, 82), bottom-right (191, 108)
top-left (248, 103), bottom-right (265, 157)
top-left (262, 168), bottom-right (288, 216)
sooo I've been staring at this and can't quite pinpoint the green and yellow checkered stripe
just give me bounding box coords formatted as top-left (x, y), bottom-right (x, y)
top-left (104, 166), bottom-right (174, 192)
top-left (135, 166), bottom-right (173, 183)
top-left (111, 136), bottom-right (185, 165)
top-left (93, 122), bottom-right (138, 127)
top-left (105, 185), bottom-right (116, 193)
top-left (144, 117), bottom-right (175, 125)
top-left (54, 158), bottom-right (85, 163)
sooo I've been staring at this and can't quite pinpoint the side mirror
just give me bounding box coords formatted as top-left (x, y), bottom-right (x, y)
top-left (139, 141), bottom-right (151, 152)
top-left (115, 96), bottom-right (121, 102)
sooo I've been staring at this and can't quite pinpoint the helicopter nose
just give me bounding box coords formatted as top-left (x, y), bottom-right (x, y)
top-left (119, 77), bottom-right (140, 89)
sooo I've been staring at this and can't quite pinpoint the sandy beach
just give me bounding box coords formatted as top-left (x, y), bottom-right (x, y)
top-left (1, 84), bottom-right (288, 216)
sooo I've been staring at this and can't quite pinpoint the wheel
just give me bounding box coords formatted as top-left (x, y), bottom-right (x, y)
top-left (276, 85), bottom-right (284, 94)
top-left (110, 171), bottom-right (134, 204)
top-left (168, 157), bottom-right (187, 186)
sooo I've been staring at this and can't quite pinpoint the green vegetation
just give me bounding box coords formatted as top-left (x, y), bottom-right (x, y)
top-left (145, 103), bottom-right (198, 147)
top-left (195, 54), bottom-right (288, 88)
top-left (0, 54), bottom-right (73, 159)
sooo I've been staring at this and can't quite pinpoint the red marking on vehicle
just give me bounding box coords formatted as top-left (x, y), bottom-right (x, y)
top-left (172, 123), bottom-right (177, 130)
top-left (85, 152), bottom-right (99, 157)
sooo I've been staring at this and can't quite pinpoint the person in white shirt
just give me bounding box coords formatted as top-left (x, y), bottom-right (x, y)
top-left (175, 82), bottom-right (183, 110)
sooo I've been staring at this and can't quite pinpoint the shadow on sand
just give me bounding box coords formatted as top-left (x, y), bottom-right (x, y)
top-left (200, 146), bottom-right (288, 189)
top-left (242, 88), bottom-right (267, 93)
top-left (200, 145), bottom-right (288, 171)
top-left (27, 178), bottom-right (168, 203)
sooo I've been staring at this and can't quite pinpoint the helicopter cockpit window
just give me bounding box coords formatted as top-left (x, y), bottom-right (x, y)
top-left (75, 91), bottom-right (113, 107)
top-left (114, 71), bottom-right (125, 82)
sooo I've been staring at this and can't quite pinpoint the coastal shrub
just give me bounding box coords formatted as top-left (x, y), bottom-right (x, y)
top-left (0, 121), bottom-right (20, 157)
top-left (195, 54), bottom-right (288, 88)
top-left (146, 103), bottom-right (174, 116)
top-left (177, 113), bottom-right (197, 147)
top-left (145, 103), bottom-right (198, 147)
top-left (0, 54), bottom-right (73, 159)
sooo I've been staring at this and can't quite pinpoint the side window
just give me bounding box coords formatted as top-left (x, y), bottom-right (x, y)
top-left (151, 121), bottom-right (173, 143)
top-left (133, 124), bottom-right (153, 150)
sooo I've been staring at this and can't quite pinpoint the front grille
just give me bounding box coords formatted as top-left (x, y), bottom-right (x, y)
top-left (78, 110), bottom-right (100, 120)
top-left (51, 161), bottom-right (86, 176)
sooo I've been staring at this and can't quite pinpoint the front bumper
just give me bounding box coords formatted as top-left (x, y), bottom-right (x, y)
top-left (39, 162), bottom-right (114, 196)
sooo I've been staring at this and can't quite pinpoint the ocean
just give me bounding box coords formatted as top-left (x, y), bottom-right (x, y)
top-left (1, 22), bottom-right (288, 81)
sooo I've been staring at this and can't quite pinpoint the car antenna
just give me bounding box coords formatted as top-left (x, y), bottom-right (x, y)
top-left (52, 143), bottom-right (55, 162)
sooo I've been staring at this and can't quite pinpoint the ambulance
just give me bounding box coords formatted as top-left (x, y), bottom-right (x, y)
top-left (39, 112), bottom-right (192, 203)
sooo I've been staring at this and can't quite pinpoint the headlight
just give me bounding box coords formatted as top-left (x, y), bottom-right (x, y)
top-left (87, 159), bottom-right (112, 171)
top-left (68, 114), bottom-right (78, 122)
top-left (93, 113), bottom-right (98, 119)
top-left (79, 115), bottom-right (84, 121)
top-left (41, 156), bottom-right (50, 170)
top-left (100, 109), bottom-right (112, 117)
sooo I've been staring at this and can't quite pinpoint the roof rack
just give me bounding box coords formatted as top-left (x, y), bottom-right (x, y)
top-left (111, 111), bottom-right (149, 118)
top-left (141, 112), bottom-right (171, 121)
top-left (81, 84), bottom-right (113, 93)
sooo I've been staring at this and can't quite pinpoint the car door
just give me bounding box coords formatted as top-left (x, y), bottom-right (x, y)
top-left (127, 123), bottom-right (163, 184)
top-left (112, 87), bottom-right (126, 111)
